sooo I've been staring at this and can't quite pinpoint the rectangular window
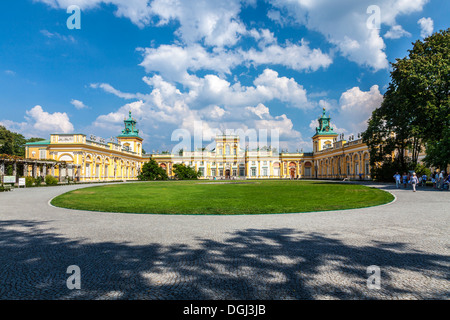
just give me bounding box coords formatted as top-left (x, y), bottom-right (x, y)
top-left (219, 169), bottom-right (224, 176)
top-left (239, 168), bottom-right (245, 176)
top-left (211, 169), bottom-right (216, 176)
top-left (263, 168), bottom-right (268, 176)
top-left (251, 168), bottom-right (256, 176)
top-left (85, 164), bottom-right (90, 177)
top-left (39, 149), bottom-right (46, 159)
top-left (232, 169), bottom-right (237, 176)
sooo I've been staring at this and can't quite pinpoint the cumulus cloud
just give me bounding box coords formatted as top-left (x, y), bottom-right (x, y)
top-left (267, 0), bottom-right (428, 70)
top-left (0, 105), bottom-right (74, 137)
top-left (93, 68), bottom-right (311, 111)
top-left (334, 85), bottom-right (383, 136)
top-left (36, 0), bottom-right (153, 28)
top-left (70, 99), bottom-right (88, 109)
top-left (91, 70), bottom-right (308, 150)
top-left (418, 17), bottom-right (434, 38)
top-left (36, 0), bottom-right (428, 71)
top-left (384, 25), bottom-right (411, 39)
top-left (139, 40), bottom-right (331, 85)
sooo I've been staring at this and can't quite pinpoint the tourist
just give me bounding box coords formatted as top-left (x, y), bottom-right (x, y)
top-left (421, 173), bottom-right (427, 187)
top-left (432, 172), bottom-right (437, 189)
top-left (402, 172), bottom-right (408, 188)
top-left (443, 173), bottom-right (450, 191)
top-left (393, 172), bottom-right (401, 188)
top-left (439, 171), bottom-right (445, 190)
top-left (410, 172), bottom-right (419, 192)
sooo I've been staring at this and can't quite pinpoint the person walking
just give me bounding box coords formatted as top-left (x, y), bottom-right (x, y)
top-left (432, 171), bottom-right (437, 189)
top-left (439, 171), bottom-right (445, 190)
top-left (444, 173), bottom-right (450, 191)
top-left (402, 172), bottom-right (408, 188)
top-left (421, 173), bottom-right (427, 187)
top-left (393, 172), bottom-right (401, 188)
top-left (410, 172), bottom-right (419, 192)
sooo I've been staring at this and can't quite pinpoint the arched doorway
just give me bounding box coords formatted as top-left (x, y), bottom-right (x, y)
top-left (225, 169), bottom-right (231, 179)
top-left (289, 162), bottom-right (296, 179)
top-left (304, 161), bottom-right (312, 178)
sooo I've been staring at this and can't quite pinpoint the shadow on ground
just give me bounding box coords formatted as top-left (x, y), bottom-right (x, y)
top-left (1, 220), bottom-right (448, 300)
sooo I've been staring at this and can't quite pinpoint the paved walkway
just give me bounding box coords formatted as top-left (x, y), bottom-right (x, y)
top-left (0, 182), bottom-right (448, 300)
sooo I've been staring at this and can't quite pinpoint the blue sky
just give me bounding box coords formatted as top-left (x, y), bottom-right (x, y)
top-left (0, 0), bottom-right (448, 152)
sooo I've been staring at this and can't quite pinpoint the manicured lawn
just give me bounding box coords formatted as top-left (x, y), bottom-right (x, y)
top-left (50, 180), bottom-right (394, 215)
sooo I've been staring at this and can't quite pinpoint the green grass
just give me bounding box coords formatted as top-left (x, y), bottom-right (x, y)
top-left (50, 180), bottom-right (394, 215)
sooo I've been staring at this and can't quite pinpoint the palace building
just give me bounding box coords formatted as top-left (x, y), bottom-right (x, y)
top-left (23, 109), bottom-right (372, 181)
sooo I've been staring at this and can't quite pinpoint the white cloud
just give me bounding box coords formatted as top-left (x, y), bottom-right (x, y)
top-left (418, 17), bottom-right (434, 38)
top-left (94, 69), bottom-right (311, 111)
top-left (40, 29), bottom-right (75, 43)
top-left (139, 44), bottom-right (240, 84)
top-left (335, 85), bottom-right (383, 135)
top-left (241, 40), bottom-right (332, 72)
top-left (253, 69), bottom-right (309, 108)
top-left (139, 40), bottom-right (331, 85)
top-left (91, 70), bottom-right (308, 151)
top-left (90, 83), bottom-right (144, 99)
top-left (0, 105), bottom-right (74, 137)
top-left (70, 99), bottom-right (88, 109)
top-left (267, 0), bottom-right (428, 70)
top-left (36, 0), bottom-right (153, 28)
top-left (307, 86), bottom-right (383, 138)
top-left (149, 0), bottom-right (250, 47)
top-left (384, 25), bottom-right (411, 39)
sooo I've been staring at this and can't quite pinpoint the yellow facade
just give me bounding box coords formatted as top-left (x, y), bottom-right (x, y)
top-left (23, 110), bottom-right (373, 181)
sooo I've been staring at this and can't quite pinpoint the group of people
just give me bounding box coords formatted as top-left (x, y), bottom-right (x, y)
top-left (393, 171), bottom-right (450, 192)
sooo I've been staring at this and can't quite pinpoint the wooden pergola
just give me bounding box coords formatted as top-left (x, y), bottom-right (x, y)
top-left (0, 155), bottom-right (81, 183)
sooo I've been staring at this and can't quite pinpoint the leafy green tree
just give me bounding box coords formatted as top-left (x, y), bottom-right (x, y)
top-left (0, 125), bottom-right (45, 157)
top-left (363, 28), bottom-right (449, 176)
top-left (173, 163), bottom-right (200, 180)
top-left (137, 159), bottom-right (168, 181)
top-left (423, 127), bottom-right (450, 170)
top-left (0, 125), bottom-right (26, 156)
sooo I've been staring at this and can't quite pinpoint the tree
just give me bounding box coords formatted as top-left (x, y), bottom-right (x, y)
top-left (137, 159), bottom-right (168, 181)
top-left (363, 29), bottom-right (450, 177)
top-left (0, 125), bottom-right (46, 157)
top-left (0, 125), bottom-right (26, 156)
top-left (172, 163), bottom-right (201, 180)
top-left (423, 127), bottom-right (450, 170)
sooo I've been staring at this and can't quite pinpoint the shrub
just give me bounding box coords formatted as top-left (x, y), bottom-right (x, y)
top-left (138, 159), bottom-right (169, 181)
top-left (45, 175), bottom-right (58, 186)
top-left (35, 176), bottom-right (43, 186)
top-left (173, 163), bottom-right (201, 180)
top-left (25, 176), bottom-right (35, 187)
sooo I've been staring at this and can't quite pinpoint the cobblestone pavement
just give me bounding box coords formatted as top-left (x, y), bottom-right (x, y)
top-left (0, 181), bottom-right (448, 300)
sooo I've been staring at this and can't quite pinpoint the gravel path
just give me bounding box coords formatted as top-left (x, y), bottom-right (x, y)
top-left (0, 181), bottom-right (448, 300)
